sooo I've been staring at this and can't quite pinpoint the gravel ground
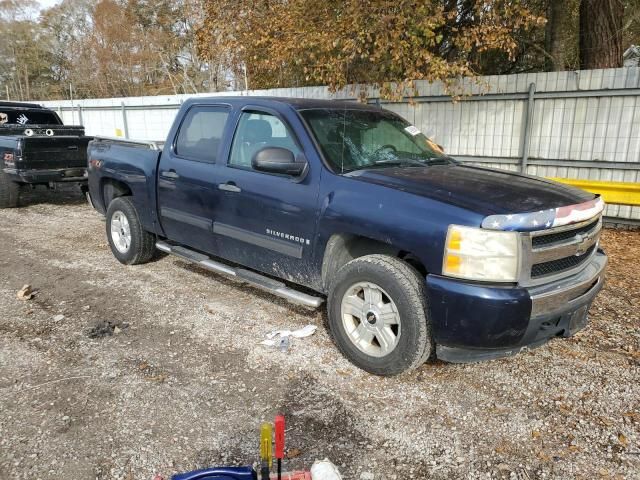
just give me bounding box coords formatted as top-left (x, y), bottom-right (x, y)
top-left (0, 187), bottom-right (638, 480)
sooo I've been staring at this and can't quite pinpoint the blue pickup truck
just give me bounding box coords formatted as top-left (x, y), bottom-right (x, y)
top-left (87, 97), bottom-right (607, 375)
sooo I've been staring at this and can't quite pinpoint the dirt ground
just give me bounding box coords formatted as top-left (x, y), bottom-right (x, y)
top-left (0, 187), bottom-right (638, 480)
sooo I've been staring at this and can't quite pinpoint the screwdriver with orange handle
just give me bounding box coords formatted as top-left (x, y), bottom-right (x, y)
top-left (274, 415), bottom-right (285, 480)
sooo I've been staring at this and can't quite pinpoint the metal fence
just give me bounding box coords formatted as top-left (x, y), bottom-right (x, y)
top-left (40, 67), bottom-right (640, 222)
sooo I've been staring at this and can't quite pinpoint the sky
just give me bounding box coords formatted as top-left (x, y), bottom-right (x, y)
top-left (38, 0), bottom-right (63, 11)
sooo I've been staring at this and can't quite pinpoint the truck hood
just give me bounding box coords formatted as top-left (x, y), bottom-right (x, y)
top-left (346, 163), bottom-right (594, 216)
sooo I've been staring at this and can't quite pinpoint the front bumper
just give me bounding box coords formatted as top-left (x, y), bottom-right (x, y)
top-left (427, 250), bottom-right (607, 362)
top-left (3, 167), bottom-right (87, 184)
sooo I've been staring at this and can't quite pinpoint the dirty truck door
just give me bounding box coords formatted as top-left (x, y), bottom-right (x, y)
top-left (157, 105), bottom-right (230, 253)
top-left (213, 109), bottom-right (320, 286)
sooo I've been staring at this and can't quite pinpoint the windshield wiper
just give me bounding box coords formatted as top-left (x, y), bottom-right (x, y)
top-left (373, 158), bottom-right (425, 167)
top-left (341, 156), bottom-right (451, 174)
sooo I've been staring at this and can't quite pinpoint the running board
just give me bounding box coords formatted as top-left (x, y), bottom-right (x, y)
top-left (156, 241), bottom-right (324, 308)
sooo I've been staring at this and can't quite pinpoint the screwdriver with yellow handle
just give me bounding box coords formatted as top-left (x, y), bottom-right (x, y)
top-left (259, 422), bottom-right (273, 480)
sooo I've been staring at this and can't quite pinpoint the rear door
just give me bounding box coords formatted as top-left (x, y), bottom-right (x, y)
top-left (212, 107), bottom-right (321, 286)
top-left (157, 104), bottom-right (230, 252)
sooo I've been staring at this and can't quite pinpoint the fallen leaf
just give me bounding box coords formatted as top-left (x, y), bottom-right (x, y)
top-left (147, 374), bottom-right (167, 383)
top-left (286, 447), bottom-right (302, 458)
top-left (598, 416), bottom-right (614, 426)
top-left (531, 430), bottom-right (541, 439)
top-left (618, 433), bottom-right (628, 446)
top-left (16, 285), bottom-right (34, 301)
top-left (536, 450), bottom-right (551, 462)
top-left (623, 411), bottom-right (640, 422)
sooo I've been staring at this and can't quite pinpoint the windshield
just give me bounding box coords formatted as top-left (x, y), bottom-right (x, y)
top-left (0, 109), bottom-right (62, 126)
top-left (300, 108), bottom-right (449, 173)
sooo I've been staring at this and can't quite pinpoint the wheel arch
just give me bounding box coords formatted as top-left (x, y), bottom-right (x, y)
top-left (320, 233), bottom-right (427, 291)
top-left (100, 177), bottom-right (132, 209)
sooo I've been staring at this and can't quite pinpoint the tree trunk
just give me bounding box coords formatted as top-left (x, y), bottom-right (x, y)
top-left (25, 65), bottom-right (30, 100)
top-left (579, 0), bottom-right (624, 69)
top-left (545, 1), bottom-right (568, 71)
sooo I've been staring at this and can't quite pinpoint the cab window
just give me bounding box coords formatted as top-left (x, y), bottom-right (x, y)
top-left (175, 106), bottom-right (229, 162)
top-left (0, 109), bottom-right (62, 125)
top-left (229, 112), bottom-right (300, 169)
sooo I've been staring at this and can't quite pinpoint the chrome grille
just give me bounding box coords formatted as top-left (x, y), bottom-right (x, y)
top-left (531, 218), bottom-right (600, 248)
top-left (519, 216), bottom-right (602, 286)
top-left (531, 245), bottom-right (597, 278)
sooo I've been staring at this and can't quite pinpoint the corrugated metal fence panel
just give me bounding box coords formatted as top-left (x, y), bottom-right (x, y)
top-left (39, 67), bottom-right (640, 221)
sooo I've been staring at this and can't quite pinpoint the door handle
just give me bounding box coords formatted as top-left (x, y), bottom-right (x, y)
top-left (160, 170), bottom-right (180, 180)
top-left (218, 182), bottom-right (242, 193)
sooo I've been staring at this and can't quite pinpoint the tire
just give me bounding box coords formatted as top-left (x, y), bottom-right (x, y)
top-left (105, 196), bottom-right (156, 265)
top-left (0, 170), bottom-right (20, 208)
top-left (327, 254), bottom-right (433, 376)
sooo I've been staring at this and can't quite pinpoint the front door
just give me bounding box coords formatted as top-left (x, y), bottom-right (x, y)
top-left (157, 105), bottom-right (230, 253)
top-left (213, 109), bottom-right (321, 287)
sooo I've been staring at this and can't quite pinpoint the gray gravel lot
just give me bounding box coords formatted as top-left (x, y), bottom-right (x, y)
top-left (0, 188), bottom-right (638, 480)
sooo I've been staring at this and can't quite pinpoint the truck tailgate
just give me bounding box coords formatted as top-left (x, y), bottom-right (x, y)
top-left (21, 136), bottom-right (91, 170)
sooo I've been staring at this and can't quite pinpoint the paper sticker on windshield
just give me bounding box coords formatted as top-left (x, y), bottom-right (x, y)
top-left (16, 114), bottom-right (29, 125)
top-left (404, 125), bottom-right (421, 136)
top-left (0, 113), bottom-right (7, 124)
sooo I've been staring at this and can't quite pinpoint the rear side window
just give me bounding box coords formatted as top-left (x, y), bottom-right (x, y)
top-left (175, 106), bottom-right (229, 162)
top-left (0, 109), bottom-right (62, 125)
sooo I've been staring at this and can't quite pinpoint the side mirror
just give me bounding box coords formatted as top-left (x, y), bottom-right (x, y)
top-left (252, 147), bottom-right (308, 177)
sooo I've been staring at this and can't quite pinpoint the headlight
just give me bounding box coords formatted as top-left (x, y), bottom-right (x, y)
top-left (443, 225), bottom-right (520, 282)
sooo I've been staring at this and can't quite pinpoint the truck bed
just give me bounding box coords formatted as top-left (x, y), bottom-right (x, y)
top-left (87, 136), bottom-right (164, 232)
top-left (1, 124), bottom-right (92, 183)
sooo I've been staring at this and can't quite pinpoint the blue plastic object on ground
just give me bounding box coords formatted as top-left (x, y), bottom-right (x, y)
top-left (171, 466), bottom-right (257, 480)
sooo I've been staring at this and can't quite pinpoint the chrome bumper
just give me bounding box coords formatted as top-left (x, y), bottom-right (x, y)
top-left (529, 251), bottom-right (607, 318)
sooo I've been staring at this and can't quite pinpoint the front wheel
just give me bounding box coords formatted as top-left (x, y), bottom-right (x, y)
top-left (327, 254), bottom-right (433, 376)
top-left (106, 196), bottom-right (156, 265)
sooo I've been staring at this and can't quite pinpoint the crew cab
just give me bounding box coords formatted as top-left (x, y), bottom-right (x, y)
top-left (87, 97), bottom-right (607, 375)
top-left (0, 101), bottom-right (91, 208)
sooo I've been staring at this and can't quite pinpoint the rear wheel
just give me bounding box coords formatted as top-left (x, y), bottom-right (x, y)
top-left (0, 170), bottom-right (20, 208)
top-left (327, 254), bottom-right (433, 376)
top-left (106, 196), bottom-right (156, 265)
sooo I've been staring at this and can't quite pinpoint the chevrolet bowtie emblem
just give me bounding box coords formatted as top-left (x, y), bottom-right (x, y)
top-left (574, 232), bottom-right (592, 256)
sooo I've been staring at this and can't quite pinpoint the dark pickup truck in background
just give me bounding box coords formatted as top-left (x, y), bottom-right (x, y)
top-left (0, 101), bottom-right (91, 208)
top-left (87, 97), bottom-right (607, 375)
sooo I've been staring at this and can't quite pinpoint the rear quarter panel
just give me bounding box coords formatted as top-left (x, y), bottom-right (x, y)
top-left (87, 141), bottom-right (161, 233)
